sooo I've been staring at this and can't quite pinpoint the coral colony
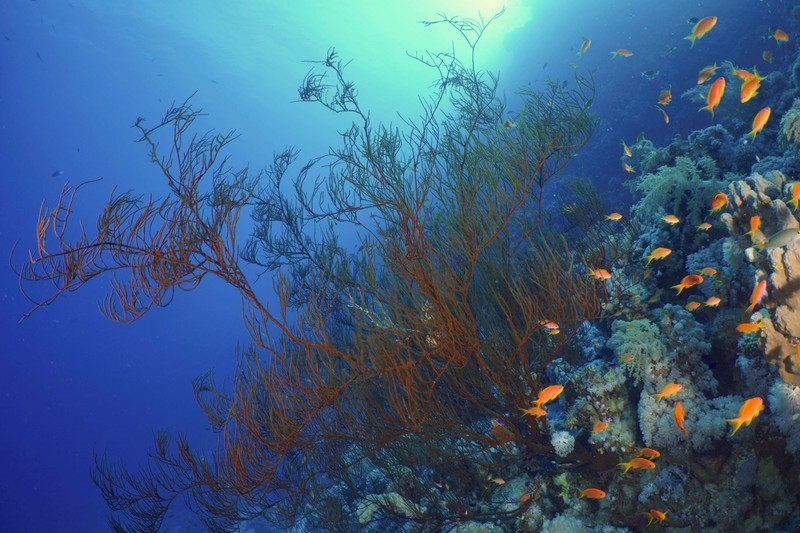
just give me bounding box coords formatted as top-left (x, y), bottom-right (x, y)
top-left (16, 10), bottom-right (800, 533)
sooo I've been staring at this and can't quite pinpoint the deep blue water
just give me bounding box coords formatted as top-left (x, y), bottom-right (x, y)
top-left (0, 0), bottom-right (794, 531)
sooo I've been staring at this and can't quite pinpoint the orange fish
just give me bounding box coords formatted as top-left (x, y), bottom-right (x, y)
top-left (638, 447), bottom-right (661, 459)
top-left (503, 120), bottom-right (515, 128)
top-left (685, 16), bottom-right (718, 47)
top-left (644, 509), bottom-right (667, 526)
top-left (662, 214), bottom-right (680, 225)
top-left (740, 77), bottom-right (761, 103)
top-left (696, 222), bottom-right (713, 231)
top-left (520, 405), bottom-right (548, 417)
top-left (592, 421), bottom-right (609, 433)
top-left (534, 384), bottom-right (564, 407)
top-left (745, 279), bottom-right (767, 315)
top-left (580, 487), bottom-right (606, 499)
top-left (672, 274), bottom-right (704, 295)
top-left (658, 85), bottom-right (672, 105)
top-left (744, 215), bottom-right (761, 237)
top-left (746, 107), bottom-right (771, 140)
top-left (589, 268), bottom-right (612, 280)
top-left (674, 401), bottom-right (687, 433)
top-left (645, 247), bottom-right (672, 265)
top-left (685, 301), bottom-right (702, 312)
top-left (653, 383), bottom-right (682, 400)
top-left (700, 77), bottom-right (725, 117)
top-left (624, 163), bottom-right (636, 173)
top-left (773, 28), bottom-right (789, 43)
top-left (621, 139), bottom-right (633, 157)
top-left (727, 62), bottom-right (765, 83)
top-left (518, 493), bottom-right (532, 505)
top-left (656, 106), bottom-right (670, 124)
top-left (618, 457), bottom-right (656, 474)
top-left (710, 191), bottom-right (729, 212)
top-left (611, 49), bottom-right (633, 58)
top-left (736, 321), bottom-right (766, 334)
top-left (697, 63), bottom-right (718, 84)
top-left (789, 182), bottom-right (800, 210)
top-left (620, 354), bottom-right (635, 363)
top-left (577, 37), bottom-right (592, 56)
top-left (698, 267), bottom-right (718, 276)
top-left (705, 296), bottom-right (721, 307)
top-left (726, 397), bottom-right (765, 436)
top-left (605, 212), bottom-right (623, 221)
top-left (762, 50), bottom-right (773, 64)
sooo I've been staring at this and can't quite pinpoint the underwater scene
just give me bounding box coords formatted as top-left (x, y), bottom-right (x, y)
top-left (3, 0), bottom-right (800, 531)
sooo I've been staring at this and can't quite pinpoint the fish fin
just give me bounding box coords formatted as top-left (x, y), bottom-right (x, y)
top-left (726, 417), bottom-right (743, 436)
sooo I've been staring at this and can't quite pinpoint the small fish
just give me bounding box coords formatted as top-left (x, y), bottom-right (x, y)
top-left (620, 354), bottom-right (635, 363)
top-left (624, 163), bottom-right (636, 173)
top-left (658, 85), bottom-right (672, 105)
top-left (698, 267), bottom-right (718, 276)
top-left (726, 397), bottom-right (764, 436)
top-left (489, 477), bottom-right (506, 485)
top-left (754, 228), bottom-right (800, 248)
top-left (662, 214), bottom-right (680, 225)
top-left (644, 509), bottom-right (667, 526)
top-left (656, 105), bottom-right (670, 124)
top-left (685, 16), bottom-right (718, 47)
top-left (710, 191), bottom-right (729, 212)
top-left (592, 421), bottom-right (609, 433)
top-left (762, 50), bottom-right (773, 64)
top-left (672, 274), bottom-right (704, 295)
top-left (589, 268), bottom-right (612, 280)
top-left (697, 63), bottom-right (718, 84)
top-left (503, 120), bottom-right (515, 128)
top-left (520, 405), bottom-right (548, 417)
top-left (653, 383), bottom-right (682, 400)
top-left (744, 215), bottom-right (761, 237)
top-left (605, 212), bottom-right (624, 221)
top-left (745, 279), bottom-right (768, 315)
top-left (674, 401), bottom-right (687, 433)
top-left (618, 457), bottom-right (656, 474)
top-left (580, 487), bottom-right (606, 499)
top-left (685, 301), bottom-right (702, 311)
top-left (534, 384), bottom-right (564, 406)
top-left (645, 247), bottom-right (672, 265)
top-left (518, 493), bottom-right (532, 505)
top-left (773, 28), bottom-right (789, 43)
top-left (638, 447), bottom-right (661, 459)
top-left (696, 222), bottom-right (713, 231)
top-left (736, 321), bottom-right (766, 334)
top-left (740, 77), bottom-right (761, 103)
top-left (621, 139), bottom-right (633, 157)
top-left (746, 107), bottom-right (771, 140)
top-left (577, 37), bottom-right (592, 56)
top-left (704, 296), bottom-right (721, 307)
top-left (540, 320), bottom-right (560, 331)
top-left (51, 170), bottom-right (64, 177)
top-left (788, 182), bottom-right (800, 210)
top-left (611, 49), bottom-right (634, 58)
top-left (700, 77), bottom-right (726, 117)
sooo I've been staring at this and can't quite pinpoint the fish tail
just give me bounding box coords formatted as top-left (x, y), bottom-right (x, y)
top-left (610, 51), bottom-right (617, 58)
top-left (684, 34), bottom-right (697, 48)
top-left (726, 417), bottom-right (743, 436)
top-left (789, 197), bottom-right (799, 210)
top-left (698, 105), bottom-right (714, 118)
top-left (618, 462), bottom-right (631, 474)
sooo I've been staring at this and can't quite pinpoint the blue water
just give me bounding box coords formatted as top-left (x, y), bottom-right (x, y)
top-left (0, 0), bottom-right (793, 531)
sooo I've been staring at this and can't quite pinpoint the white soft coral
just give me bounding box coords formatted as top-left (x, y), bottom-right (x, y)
top-left (768, 380), bottom-right (800, 454)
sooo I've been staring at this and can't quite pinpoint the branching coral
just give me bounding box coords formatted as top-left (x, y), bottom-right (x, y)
top-left (15, 13), bottom-right (608, 531)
